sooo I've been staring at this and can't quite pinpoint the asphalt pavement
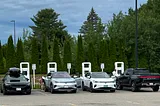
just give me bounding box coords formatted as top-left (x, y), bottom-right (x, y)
top-left (0, 88), bottom-right (160, 106)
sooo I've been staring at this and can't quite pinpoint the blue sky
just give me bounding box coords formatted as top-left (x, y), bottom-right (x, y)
top-left (0, 0), bottom-right (147, 44)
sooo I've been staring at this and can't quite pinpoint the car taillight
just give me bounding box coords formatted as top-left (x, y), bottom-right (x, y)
top-left (138, 76), bottom-right (160, 79)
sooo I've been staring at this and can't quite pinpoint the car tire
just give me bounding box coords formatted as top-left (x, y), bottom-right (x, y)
top-left (89, 83), bottom-right (94, 93)
top-left (71, 89), bottom-right (77, 93)
top-left (82, 82), bottom-right (86, 91)
top-left (152, 86), bottom-right (159, 92)
top-left (131, 82), bottom-right (139, 92)
top-left (110, 89), bottom-right (115, 92)
top-left (3, 87), bottom-right (7, 95)
top-left (26, 89), bottom-right (31, 95)
top-left (1, 87), bottom-right (3, 93)
top-left (116, 81), bottom-right (123, 90)
top-left (50, 84), bottom-right (54, 94)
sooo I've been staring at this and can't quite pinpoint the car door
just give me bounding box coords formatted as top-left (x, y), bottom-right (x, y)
top-left (85, 73), bottom-right (91, 87)
top-left (84, 73), bottom-right (89, 87)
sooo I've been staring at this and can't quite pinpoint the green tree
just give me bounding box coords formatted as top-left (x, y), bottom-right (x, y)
top-left (76, 35), bottom-right (84, 73)
top-left (41, 36), bottom-right (48, 74)
top-left (31, 37), bottom-right (39, 73)
top-left (63, 40), bottom-right (72, 70)
top-left (53, 39), bottom-right (62, 70)
top-left (6, 36), bottom-right (16, 69)
top-left (30, 8), bottom-right (67, 43)
top-left (0, 41), bottom-right (4, 74)
top-left (87, 43), bottom-right (99, 72)
top-left (16, 38), bottom-right (24, 67)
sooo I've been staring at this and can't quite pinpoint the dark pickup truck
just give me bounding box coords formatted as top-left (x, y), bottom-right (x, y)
top-left (116, 68), bottom-right (160, 92)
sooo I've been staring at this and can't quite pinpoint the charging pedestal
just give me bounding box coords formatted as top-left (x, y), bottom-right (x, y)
top-left (20, 62), bottom-right (30, 82)
top-left (82, 62), bottom-right (91, 77)
top-left (67, 63), bottom-right (71, 74)
top-left (47, 62), bottom-right (57, 73)
top-left (101, 63), bottom-right (104, 72)
top-left (114, 62), bottom-right (124, 77)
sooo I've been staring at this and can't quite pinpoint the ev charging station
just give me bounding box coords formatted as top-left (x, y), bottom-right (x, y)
top-left (82, 62), bottom-right (91, 77)
top-left (47, 62), bottom-right (57, 73)
top-left (67, 63), bottom-right (71, 74)
top-left (20, 62), bottom-right (30, 82)
top-left (114, 62), bottom-right (124, 77)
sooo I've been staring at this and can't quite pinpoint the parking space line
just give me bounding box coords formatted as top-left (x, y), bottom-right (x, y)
top-left (127, 101), bottom-right (140, 105)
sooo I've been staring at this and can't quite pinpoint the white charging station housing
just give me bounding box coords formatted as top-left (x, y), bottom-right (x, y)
top-left (82, 62), bottom-right (91, 77)
top-left (114, 62), bottom-right (124, 76)
top-left (20, 62), bottom-right (30, 82)
top-left (47, 62), bottom-right (57, 73)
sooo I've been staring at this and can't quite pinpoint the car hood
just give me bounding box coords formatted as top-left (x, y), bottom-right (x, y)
top-left (91, 78), bottom-right (114, 82)
top-left (52, 78), bottom-right (75, 82)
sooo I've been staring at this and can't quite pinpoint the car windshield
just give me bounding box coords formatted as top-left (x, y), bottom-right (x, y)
top-left (52, 72), bottom-right (71, 78)
top-left (8, 74), bottom-right (27, 81)
top-left (91, 72), bottom-right (110, 78)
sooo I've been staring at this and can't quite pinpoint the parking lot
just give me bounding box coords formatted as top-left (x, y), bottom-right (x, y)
top-left (0, 88), bottom-right (160, 106)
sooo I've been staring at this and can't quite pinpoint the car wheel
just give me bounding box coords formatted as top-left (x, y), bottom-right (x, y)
top-left (71, 89), bottom-right (77, 93)
top-left (90, 83), bottom-right (94, 93)
top-left (50, 84), bottom-right (54, 94)
top-left (1, 87), bottom-right (3, 93)
top-left (3, 87), bottom-right (7, 95)
top-left (116, 81), bottom-right (123, 90)
top-left (82, 82), bottom-right (86, 91)
top-left (110, 89), bottom-right (115, 92)
top-left (26, 89), bottom-right (31, 95)
top-left (131, 82), bottom-right (139, 92)
top-left (152, 86), bottom-right (159, 92)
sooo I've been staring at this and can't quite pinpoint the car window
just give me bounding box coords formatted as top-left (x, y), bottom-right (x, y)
top-left (52, 72), bottom-right (71, 78)
top-left (91, 72), bottom-right (110, 78)
top-left (134, 69), bottom-right (150, 74)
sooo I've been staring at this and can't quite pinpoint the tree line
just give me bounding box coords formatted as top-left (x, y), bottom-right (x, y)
top-left (0, 0), bottom-right (160, 74)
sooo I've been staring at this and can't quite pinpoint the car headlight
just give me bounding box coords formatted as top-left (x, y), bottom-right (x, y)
top-left (5, 82), bottom-right (11, 86)
top-left (54, 81), bottom-right (59, 83)
top-left (93, 80), bottom-right (100, 83)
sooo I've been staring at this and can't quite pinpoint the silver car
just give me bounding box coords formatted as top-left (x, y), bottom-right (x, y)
top-left (43, 72), bottom-right (77, 93)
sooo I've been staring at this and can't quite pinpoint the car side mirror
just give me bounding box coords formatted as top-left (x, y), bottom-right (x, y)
top-left (87, 76), bottom-right (91, 79)
top-left (26, 78), bottom-right (29, 81)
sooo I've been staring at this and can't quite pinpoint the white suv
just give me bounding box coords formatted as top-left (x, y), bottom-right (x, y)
top-left (81, 72), bottom-right (116, 92)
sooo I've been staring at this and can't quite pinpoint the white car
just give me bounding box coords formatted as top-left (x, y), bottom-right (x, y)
top-left (81, 72), bottom-right (116, 92)
top-left (43, 72), bottom-right (77, 93)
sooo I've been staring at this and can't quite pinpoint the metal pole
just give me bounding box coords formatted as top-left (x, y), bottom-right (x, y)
top-left (135, 0), bottom-right (138, 68)
top-left (11, 20), bottom-right (16, 46)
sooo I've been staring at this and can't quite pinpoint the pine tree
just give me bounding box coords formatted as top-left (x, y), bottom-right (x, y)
top-left (63, 40), bottom-right (72, 70)
top-left (6, 36), bottom-right (16, 69)
top-left (87, 43), bottom-right (99, 72)
top-left (16, 38), bottom-right (24, 67)
top-left (53, 39), bottom-right (62, 70)
top-left (41, 36), bottom-right (48, 74)
top-left (0, 41), bottom-right (4, 74)
top-left (31, 37), bottom-right (39, 73)
top-left (76, 35), bottom-right (84, 74)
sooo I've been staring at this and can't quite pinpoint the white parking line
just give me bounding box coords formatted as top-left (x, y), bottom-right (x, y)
top-left (69, 103), bottom-right (77, 106)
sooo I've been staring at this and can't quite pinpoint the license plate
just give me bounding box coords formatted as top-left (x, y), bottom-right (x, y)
top-left (16, 88), bottom-right (21, 91)
top-left (149, 83), bottom-right (153, 85)
top-left (104, 85), bottom-right (108, 87)
top-left (64, 85), bottom-right (68, 88)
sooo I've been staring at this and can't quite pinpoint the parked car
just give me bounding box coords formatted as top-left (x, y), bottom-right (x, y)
top-left (81, 72), bottom-right (116, 92)
top-left (116, 68), bottom-right (160, 92)
top-left (42, 71), bottom-right (77, 93)
top-left (0, 67), bottom-right (31, 95)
